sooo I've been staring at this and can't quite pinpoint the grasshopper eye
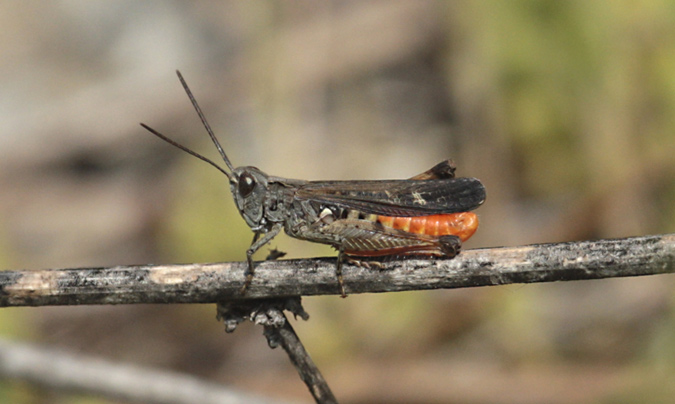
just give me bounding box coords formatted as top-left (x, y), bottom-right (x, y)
top-left (238, 173), bottom-right (256, 197)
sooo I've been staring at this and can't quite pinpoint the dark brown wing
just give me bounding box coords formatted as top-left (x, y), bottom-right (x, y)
top-left (295, 177), bottom-right (485, 217)
top-left (409, 160), bottom-right (456, 180)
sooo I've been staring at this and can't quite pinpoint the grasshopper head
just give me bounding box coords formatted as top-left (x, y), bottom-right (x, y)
top-left (230, 166), bottom-right (270, 230)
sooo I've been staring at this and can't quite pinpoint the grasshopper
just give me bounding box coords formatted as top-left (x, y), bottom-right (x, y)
top-left (141, 71), bottom-right (486, 297)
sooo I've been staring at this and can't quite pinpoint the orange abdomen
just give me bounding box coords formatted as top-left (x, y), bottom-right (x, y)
top-left (376, 212), bottom-right (479, 242)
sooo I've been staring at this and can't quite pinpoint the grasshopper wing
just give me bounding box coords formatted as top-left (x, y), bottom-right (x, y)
top-left (295, 177), bottom-right (485, 217)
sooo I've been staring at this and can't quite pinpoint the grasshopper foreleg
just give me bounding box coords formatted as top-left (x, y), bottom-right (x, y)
top-left (241, 224), bottom-right (283, 294)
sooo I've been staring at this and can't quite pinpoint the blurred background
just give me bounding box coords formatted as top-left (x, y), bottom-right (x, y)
top-left (1, 1), bottom-right (674, 403)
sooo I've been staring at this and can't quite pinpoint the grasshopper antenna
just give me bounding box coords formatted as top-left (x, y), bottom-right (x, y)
top-left (140, 123), bottom-right (232, 180)
top-left (175, 70), bottom-right (235, 174)
top-left (140, 70), bottom-right (236, 180)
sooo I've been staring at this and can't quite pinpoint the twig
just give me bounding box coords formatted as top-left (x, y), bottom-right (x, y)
top-left (0, 338), bottom-right (290, 404)
top-left (268, 318), bottom-right (338, 404)
top-left (216, 299), bottom-right (337, 404)
top-left (217, 247), bottom-right (337, 404)
top-left (1, 234), bottom-right (673, 307)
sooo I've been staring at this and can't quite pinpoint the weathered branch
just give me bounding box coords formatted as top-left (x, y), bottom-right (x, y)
top-left (0, 338), bottom-right (288, 404)
top-left (1, 234), bottom-right (673, 307)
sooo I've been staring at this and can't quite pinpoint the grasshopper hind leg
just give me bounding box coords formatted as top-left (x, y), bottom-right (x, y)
top-left (327, 220), bottom-right (464, 298)
top-left (335, 234), bottom-right (462, 297)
